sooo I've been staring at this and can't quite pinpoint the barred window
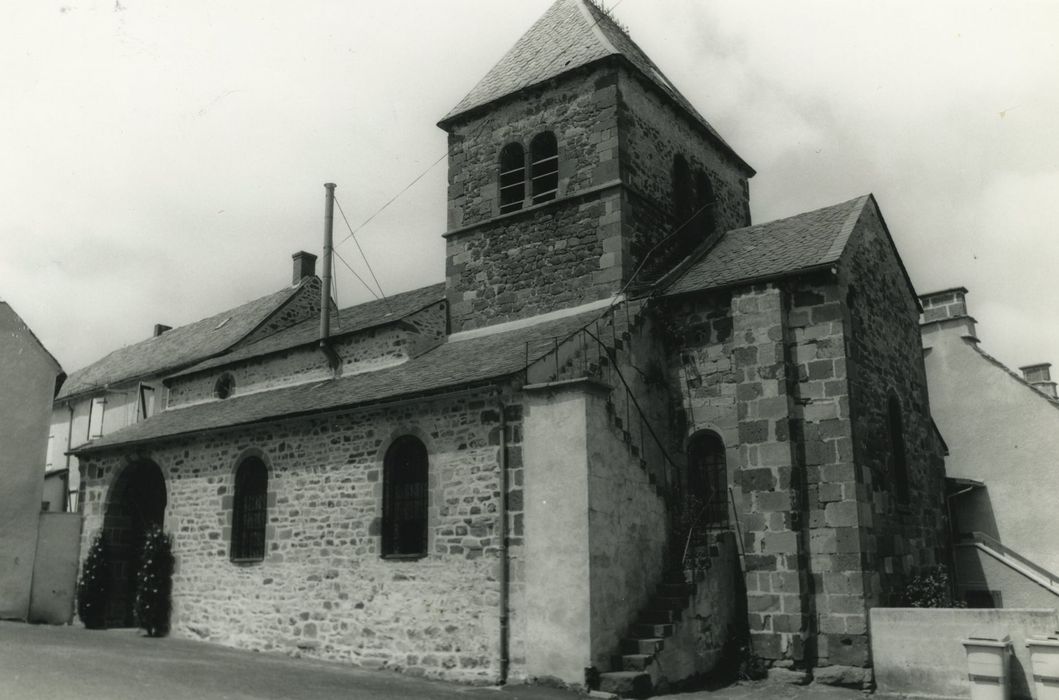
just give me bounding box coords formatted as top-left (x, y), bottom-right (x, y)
top-left (382, 436), bottom-right (428, 558)
top-left (231, 457), bottom-right (268, 562)
top-left (499, 142), bottom-right (526, 214)
top-left (530, 132), bottom-right (559, 204)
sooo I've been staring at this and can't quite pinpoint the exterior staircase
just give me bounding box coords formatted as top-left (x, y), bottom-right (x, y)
top-left (598, 569), bottom-right (698, 698)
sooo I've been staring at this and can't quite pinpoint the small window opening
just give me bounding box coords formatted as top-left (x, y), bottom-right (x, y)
top-left (231, 456), bottom-right (268, 562)
top-left (499, 142), bottom-right (526, 215)
top-left (382, 435), bottom-right (429, 558)
top-left (672, 155), bottom-right (694, 228)
top-left (215, 373), bottom-right (235, 400)
top-left (530, 132), bottom-right (559, 205)
top-left (694, 169), bottom-right (716, 239)
top-left (888, 395), bottom-right (910, 503)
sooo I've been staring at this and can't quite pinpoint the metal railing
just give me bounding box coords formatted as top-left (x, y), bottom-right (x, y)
top-left (959, 531), bottom-right (1059, 591)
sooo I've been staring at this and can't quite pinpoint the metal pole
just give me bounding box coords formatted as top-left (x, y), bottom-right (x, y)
top-left (320, 183), bottom-right (336, 343)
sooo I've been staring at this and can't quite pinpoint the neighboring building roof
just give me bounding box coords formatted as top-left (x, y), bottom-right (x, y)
top-left (75, 305), bottom-right (617, 453)
top-left (57, 282), bottom-right (310, 401)
top-left (664, 195), bottom-right (870, 296)
top-left (0, 301), bottom-right (64, 375)
top-left (438, 0), bottom-right (752, 174)
top-left (168, 283), bottom-right (446, 380)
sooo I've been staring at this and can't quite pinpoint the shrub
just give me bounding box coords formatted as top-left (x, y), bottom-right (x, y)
top-left (77, 533), bottom-right (109, 629)
top-left (134, 526), bottom-right (174, 637)
top-left (902, 566), bottom-right (962, 608)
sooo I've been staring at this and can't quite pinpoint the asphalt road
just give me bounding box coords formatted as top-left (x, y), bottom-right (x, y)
top-left (0, 622), bottom-right (874, 700)
top-left (0, 622), bottom-right (577, 700)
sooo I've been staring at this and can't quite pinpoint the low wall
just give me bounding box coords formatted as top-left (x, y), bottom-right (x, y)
top-left (29, 513), bottom-right (82, 624)
top-left (870, 607), bottom-right (1059, 699)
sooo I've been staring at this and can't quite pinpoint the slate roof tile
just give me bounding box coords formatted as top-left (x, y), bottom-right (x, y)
top-left (57, 282), bottom-right (308, 400)
top-left (169, 283), bottom-right (446, 379)
top-left (664, 195), bottom-right (870, 296)
top-left (440, 0), bottom-right (750, 172)
top-left (76, 304), bottom-right (620, 453)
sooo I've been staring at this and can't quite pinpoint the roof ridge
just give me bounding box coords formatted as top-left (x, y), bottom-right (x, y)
top-left (823, 194), bottom-right (872, 263)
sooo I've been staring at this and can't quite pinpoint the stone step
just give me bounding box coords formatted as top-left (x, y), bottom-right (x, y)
top-left (620, 637), bottom-right (664, 655)
top-left (630, 622), bottom-right (674, 638)
top-left (598, 671), bottom-right (652, 699)
top-left (638, 608), bottom-right (677, 624)
top-left (617, 653), bottom-right (654, 672)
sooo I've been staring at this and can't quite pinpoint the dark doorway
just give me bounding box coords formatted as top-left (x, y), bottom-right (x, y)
top-left (102, 460), bottom-right (167, 628)
top-left (687, 431), bottom-right (728, 527)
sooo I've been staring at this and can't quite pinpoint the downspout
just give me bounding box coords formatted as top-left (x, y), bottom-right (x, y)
top-left (497, 394), bottom-right (510, 684)
top-left (65, 402), bottom-right (75, 511)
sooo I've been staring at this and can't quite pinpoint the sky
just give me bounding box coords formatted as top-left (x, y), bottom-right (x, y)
top-left (3, 0), bottom-right (1058, 379)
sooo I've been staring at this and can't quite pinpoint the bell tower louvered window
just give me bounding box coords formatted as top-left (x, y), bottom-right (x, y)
top-left (231, 456), bottom-right (268, 562)
top-left (499, 143), bottom-right (526, 215)
top-left (530, 132), bottom-right (559, 204)
top-left (382, 435), bottom-right (429, 558)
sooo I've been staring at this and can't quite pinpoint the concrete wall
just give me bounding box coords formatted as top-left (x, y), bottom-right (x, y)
top-left (586, 387), bottom-right (668, 671)
top-left (871, 607), bottom-right (1059, 699)
top-left (29, 512), bottom-right (82, 624)
top-left (79, 387), bottom-right (524, 685)
top-left (523, 384), bottom-right (593, 685)
top-left (923, 299), bottom-right (1059, 578)
top-left (0, 303), bottom-right (61, 620)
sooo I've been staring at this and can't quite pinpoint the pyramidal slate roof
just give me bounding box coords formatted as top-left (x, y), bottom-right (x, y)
top-left (168, 283), bottom-right (446, 380)
top-left (440, 0), bottom-right (751, 173)
top-left (664, 195), bottom-right (871, 296)
top-left (57, 281), bottom-right (310, 401)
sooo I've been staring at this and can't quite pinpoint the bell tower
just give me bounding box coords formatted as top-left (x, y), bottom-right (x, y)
top-left (438, 0), bottom-right (754, 333)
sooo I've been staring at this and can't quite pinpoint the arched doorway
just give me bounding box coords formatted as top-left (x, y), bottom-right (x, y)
top-left (687, 431), bottom-right (728, 527)
top-left (102, 460), bottom-right (167, 628)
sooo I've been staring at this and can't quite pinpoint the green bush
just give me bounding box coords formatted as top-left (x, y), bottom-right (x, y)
top-left (77, 533), bottom-right (109, 629)
top-left (134, 526), bottom-right (174, 637)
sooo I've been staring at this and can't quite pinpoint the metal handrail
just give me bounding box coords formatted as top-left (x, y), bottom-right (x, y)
top-left (960, 531), bottom-right (1059, 589)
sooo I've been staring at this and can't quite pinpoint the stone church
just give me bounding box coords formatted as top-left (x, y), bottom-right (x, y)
top-left (71, 0), bottom-right (948, 693)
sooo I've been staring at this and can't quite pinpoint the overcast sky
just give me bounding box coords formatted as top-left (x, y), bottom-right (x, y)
top-left (4, 1), bottom-right (1058, 380)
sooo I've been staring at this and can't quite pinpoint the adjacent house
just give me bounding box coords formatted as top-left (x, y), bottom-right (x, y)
top-left (69, 0), bottom-right (948, 693)
top-left (920, 287), bottom-right (1059, 608)
top-left (0, 299), bottom-right (63, 620)
top-left (47, 254), bottom-right (324, 511)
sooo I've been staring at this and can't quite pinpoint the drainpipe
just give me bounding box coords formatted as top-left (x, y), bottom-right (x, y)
top-left (497, 394), bottom-right (510, 684)
top-left (319, 183), bottom-right (341, 370)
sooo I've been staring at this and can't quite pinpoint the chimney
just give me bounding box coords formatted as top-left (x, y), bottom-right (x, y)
top-left (1020, 363), bottom-right (1058, 399)
top-left (153, 324), bottom-right (172, 337)
top-left (292, 250), bottom-right (318, 284)
top-left (919, 287), bottom-right (977, 340)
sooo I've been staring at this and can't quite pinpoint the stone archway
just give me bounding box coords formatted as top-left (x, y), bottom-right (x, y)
top-left (102, 459), bottom-right (166, 628)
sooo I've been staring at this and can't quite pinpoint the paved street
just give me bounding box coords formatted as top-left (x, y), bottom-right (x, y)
top-left (0, 622), bottom-right (871, 700)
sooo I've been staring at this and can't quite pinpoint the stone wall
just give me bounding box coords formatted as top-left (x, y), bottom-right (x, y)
top-left (240, 278), bottom-right (323, 347)
top-left (586, 387), bottom-right (668, 671)
top-left (840, 203), bottom-right (948, 609)
top-left (443, 65), bottom-right (624, 333)
top-left (78, 387), bottom-right (526, 685)
top-left (617, 66), bottom-right (751, 278)
top-left (167, 306), bottom-right (446, 408)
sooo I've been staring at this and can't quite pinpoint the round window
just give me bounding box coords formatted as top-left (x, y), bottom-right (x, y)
top-left (214, 373), bottom-right (235, 399)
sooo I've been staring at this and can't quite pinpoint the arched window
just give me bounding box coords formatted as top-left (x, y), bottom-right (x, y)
top-left (686, 431), bottom-right (728, 525)
top-left (530, 132), bottom-right (559, 204)
top-left (499, 142), bottom-right (526, 215)
top-left (694, 169), bottom-right (716, 239)
top-left (231, 457), bottom-right (268, 562)
top-left (382, 436), bottom-right (429, 558)
top-left (672, 155), bottom-right (694, 227)
top-left (215, 372), bottom-right (235, 400)
top-left (888, 396), bottom-right (910, 503)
